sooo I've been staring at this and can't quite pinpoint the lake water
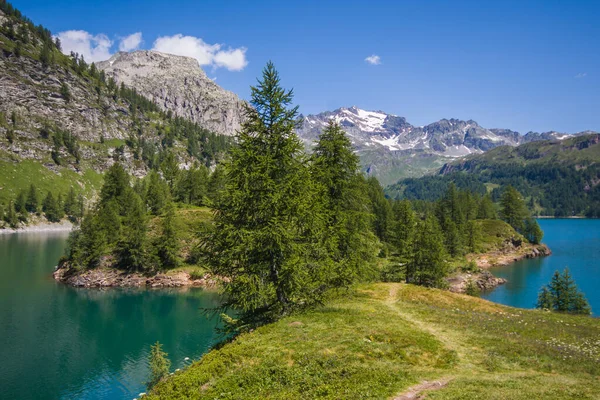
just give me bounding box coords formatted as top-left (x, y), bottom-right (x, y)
top-left (0, 232), bottom-right (222, 400)
top-left (481, 219), bottom-right (600, 316)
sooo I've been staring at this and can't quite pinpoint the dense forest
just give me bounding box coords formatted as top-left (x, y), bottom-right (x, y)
top-left (387, 135), bottom-right (600, 217)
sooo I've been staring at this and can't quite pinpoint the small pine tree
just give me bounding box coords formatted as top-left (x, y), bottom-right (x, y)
top-left (116, 189), bottom-right (147, 271)
top-left (147, 342), bottom-right (171, 390)
top-left (42, 191), bottom-right (62, 222)
top-left (40, 42), bottom-right (51, 68)
top-left (536, 286), bottom-right (554, 310)
top-left (145, 170), bottom-right (169, 215)
top-left (63, 187), bottom-right (77, 217)
top-left (5, 201), bottom-right (19, 228)
top-left (537, 268), bottom-right (591, 315)
top-left (500, 186), bottom-right (528, 232)
top-left (156, 202), bottom-right (180, 270)
top-left (407, 215), bottom-right (447, 288)
top-left (477, 193), bottom-right (497, 219)
top-left (26, 184), bottom-right (39, 213)
top-left (14, 190), bottom-right (27, 214)
top-left (60, 82), bottom-right (71, 103)
top-left (523, 218), bottom-right (543, 244)
top-left (160, 153), bottom-right (179, 190)
top-left (391, 200), bottom-right (415, 261)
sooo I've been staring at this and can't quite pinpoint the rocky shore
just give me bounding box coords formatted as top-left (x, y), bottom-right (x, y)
top-left (53, 265), bottom-right (219, 289)
top-left (448, 243), bottom-right (551, 294)
top-left (0, 220), bottom-right (73, 234)
top-left (469, 243), bottom-right (551, 269)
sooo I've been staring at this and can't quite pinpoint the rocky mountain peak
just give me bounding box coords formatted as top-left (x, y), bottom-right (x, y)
top-left (97, 50), bottom-right (245, 136)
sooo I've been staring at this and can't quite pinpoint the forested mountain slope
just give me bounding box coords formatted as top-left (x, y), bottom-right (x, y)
top-left (0, 3), bottom-right (229, 205)
top-left (387, 134), bottom-right (600, 217)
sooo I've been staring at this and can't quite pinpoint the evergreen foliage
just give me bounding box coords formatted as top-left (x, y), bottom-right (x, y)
top-left (500, 186), bottom-right (528, 232)
top-left (25, 184), bottom-right (38, 213)
top-left (115, 189), bottom-right (147, 271)
top-left (42, 191), bottom-right (62, 222)
top-left (205, 62), bottom-right (329, 329)
top-left (156, 202), bottom-right (180, 270)
top-left (406, 214), bottom-right (447, 288)
top-left (536, 269), bottom-right (591, 315)
top-left (147, 342), bottom-right (171, 390)
top-left (311, 121), bottom-right (378, 287)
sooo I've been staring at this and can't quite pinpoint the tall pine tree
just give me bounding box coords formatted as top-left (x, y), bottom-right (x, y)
top-left (205, 62), bottom-right (325, 328)
top-left (311, 121), bottom-right (378, 287)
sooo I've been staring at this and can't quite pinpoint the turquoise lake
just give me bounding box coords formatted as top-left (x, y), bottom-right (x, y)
top-left (481, 219), bottom-right (600, 316)
top-left (0, 232), bottom-right (222, 400)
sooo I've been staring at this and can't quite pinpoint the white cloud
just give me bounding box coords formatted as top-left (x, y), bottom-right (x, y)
top-left (365, 54), bottom-right (381, 65)
top-left (56, 30), bottom-right (113, 62)
top-left (119, 32), bottom-right (143, 52)
top-left (152, 34), bottom-right (247, 71)
top-left (574, 72), bottom-right (587, 79)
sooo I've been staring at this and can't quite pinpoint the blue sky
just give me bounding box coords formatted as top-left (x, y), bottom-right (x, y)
top-left (12, 0), bottom-right (600, 133)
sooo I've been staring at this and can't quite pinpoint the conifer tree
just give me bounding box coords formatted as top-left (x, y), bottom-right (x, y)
top-left (477, 193), bottom-right (497, 219)
top-left (156, 202), bottom-right (180, 269)
top-left (42, 191), bottom-right (62, 222)
top-left (115, 189), bottom-right (147, 271)
top-left (500, 186), bottom-right (528, 232)
top-left (206, 165), bottom-right (226, 203)
top-left (14, 190), bottom-right (26, 214)
top-left (205, 62), bottom-right (324, 328)
top-left (5, 200), bottom-right (18, 228)
top-left (63, 187), bottom-right (76, 217)
top-left (100, 163), bottom-right (130, 212)
top-left (26, 184), bottom-right (38, 213)
top-left (147, 342), bottom-right (171, 390)
top-left (390, 199), bottom-right (415, 260)
top-left (60, 82), bottom-right (71, 103)
top-left (160, 153), bottom-right (179, 190)
top-left (523, 217), bottom-right (543, 244)
top-left (537, 268), bottom-right (591, 314)
top-left (366, 176), bottom-right (393, 245)
top-left (145, 170), bottom-right (169, 215)
top-left (311, 121), bottom-right (378, 286)
top-left (407, 215), bottom-right (447, 288)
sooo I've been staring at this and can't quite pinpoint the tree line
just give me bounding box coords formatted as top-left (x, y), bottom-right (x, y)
top-left (0, 185), bottom-right (83, 228)
top-left (64, 157), bottom-right (225, 271)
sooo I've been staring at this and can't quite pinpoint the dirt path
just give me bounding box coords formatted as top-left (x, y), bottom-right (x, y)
top-left (393, 378), bottom-right (451, 400)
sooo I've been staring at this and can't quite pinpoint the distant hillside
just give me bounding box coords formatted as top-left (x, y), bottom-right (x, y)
top-left (296, 106), bottom-right (596, 186)
top-left (0, 3), bottom-right (229, 204)
top-left (387, 134), bottom-right (600, 217)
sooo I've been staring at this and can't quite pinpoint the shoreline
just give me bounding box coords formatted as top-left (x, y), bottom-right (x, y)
top-left (0, 221), bottom-right (73, 235)
top-left (53, 265), bottom-right (219, 289)
top-left (448, 243), bottom-right (551, 294)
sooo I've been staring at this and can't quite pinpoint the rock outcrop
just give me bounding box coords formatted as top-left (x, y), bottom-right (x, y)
top-left (98, 51), bottom-right (245, 136)
top-left (53, 265), bottom-right (219, 288)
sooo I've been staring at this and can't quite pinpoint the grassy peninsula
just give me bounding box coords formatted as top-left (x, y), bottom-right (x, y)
top-left (147, 283), bottom-right (600, 399)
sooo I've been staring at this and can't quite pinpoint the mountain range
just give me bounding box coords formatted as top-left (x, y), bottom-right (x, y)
top-left (297, 106), bottom-right (596, 185)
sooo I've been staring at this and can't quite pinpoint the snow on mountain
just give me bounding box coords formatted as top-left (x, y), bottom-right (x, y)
top-left (296, 106), bottom-right (592, 185)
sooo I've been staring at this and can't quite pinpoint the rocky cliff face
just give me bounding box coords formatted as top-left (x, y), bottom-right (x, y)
top-left (97, 51), bottom-right (245, 136)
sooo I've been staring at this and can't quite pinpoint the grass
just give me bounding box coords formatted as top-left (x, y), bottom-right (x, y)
top-left (147, 283), bottom-right (600, 399)
top-left (0, 156), bottom-right (103, 204)
top-left (474, 219), bottom-right (524, 253)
